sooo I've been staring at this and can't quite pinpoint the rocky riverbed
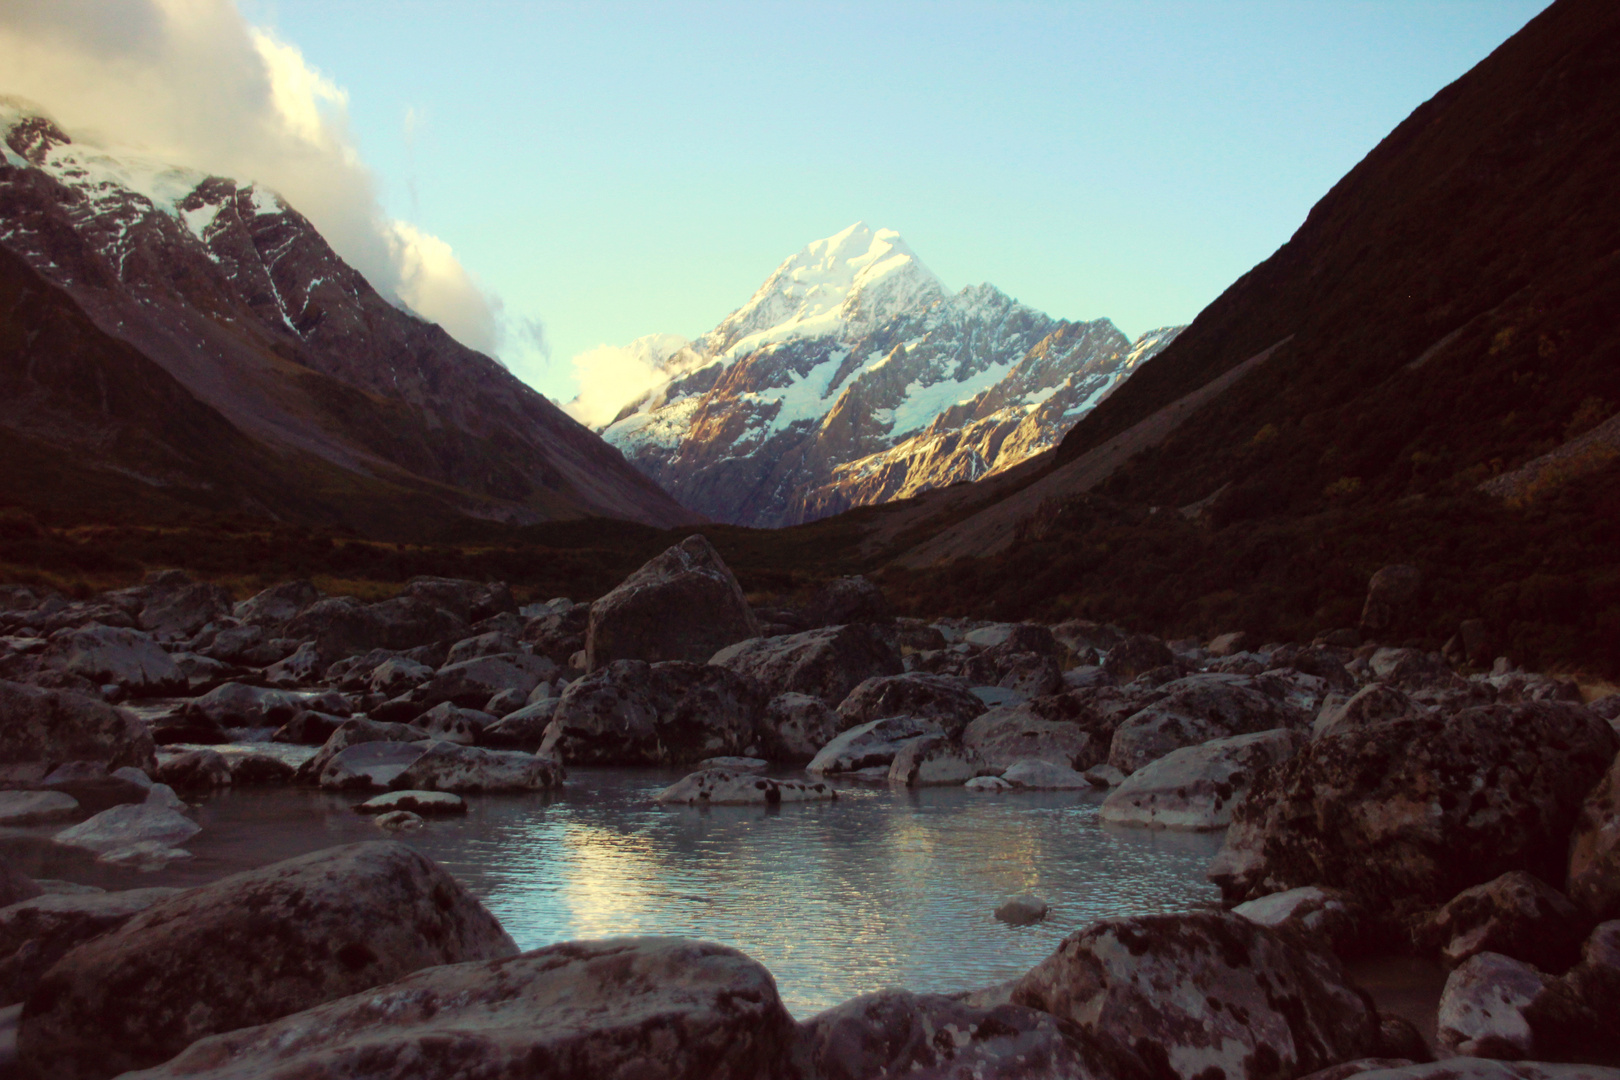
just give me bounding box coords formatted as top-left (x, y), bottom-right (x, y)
top-left (0, 537), bottom-right (1617, 1078)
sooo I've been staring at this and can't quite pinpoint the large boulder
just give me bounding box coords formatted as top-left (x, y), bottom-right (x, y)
top-left (51, 803), bottom-right (201, 855)
top-left (585, 535), bottom-right (759, 669)
top-left (136, 577), bottom-right (233, 641)
top-left (1560, 921), bottom-right (1620, 1061)
top-left (46, 625), bottom-right (184, 696)
top-left (835, 672), bottom-right (985, 735)
top-left (1100, 728), bottom-right (1304, 831)
top-left (806, 716), bottom-right (943, 776)
top-left (1436, 952), bottom-right (1581, 1060)
top-left (710, 624), bottom-right (903, 707)
top-left (1233, 886), bottom-right (1375, 958)
top-left (886, 735), bottom-right (986, 787)
top-left (1417, 872), bottom-right (1587, 972)
top-left (298, 718), bottom-right (426, 782)
top-left (478, 700), bottom-right (558, 752)
top-left (962, 694), bottom-right (1119, 773)
top-left (1568, 752), bottom-right (1620, 921)
top-left (191, 682), bottom-right (300, 728)
top-left (1011, 911), bottom-right (1380, 1080)
top-left (1210, 700), bottom-right (1618, 912)
top-left (0, 790), bottom-right (78, 826)
top-left (399, 577), bottom-right (516, 623)
top-left (1102, 633), bottom-right (1175, 680)
top-left (655, 768), bottom-right (835, 806)
top-left (756, 692), bottom-right (842, 763)
top-left (389, 741), bottom-right (565, 794)
top-left (522, 599), bottom-right (591, 666)
top-left (540, 660), bottom-right (766, 766)
top-left (284, 596), bottom-right (467, 663)
top-left (17, 842), bottom-right (517, 1080)
top-left (0, 887), bottom-right (182, 1006)
top-left (794, 988), bottom-right (1138, 1080)
top-left (1108, 676), bottom-right (1304, 774)
top-left (232, 580), bottom-right (321, 629)
top-left (416, 653), bottom-right (556, 710)
top-left (317, 740), bottom-right (430, 791)
top-left (118, 937), bottom-right (796, 1080)
top-left (802, 574), bottom-right (891, 628)
top-left (0, 681), bottom-right (154, 779)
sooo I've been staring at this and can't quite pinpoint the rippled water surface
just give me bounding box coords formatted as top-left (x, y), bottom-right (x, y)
top-left (1, 767), bottom-right (1223, 1016)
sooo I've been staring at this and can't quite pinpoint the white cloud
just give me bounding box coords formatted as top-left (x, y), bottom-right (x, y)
top-left (564, 334), bottom-right (697, 430)
top-left (0, 0), bottom-right (502, 356)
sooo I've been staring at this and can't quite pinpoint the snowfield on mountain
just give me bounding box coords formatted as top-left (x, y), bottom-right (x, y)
top-left (574, 222), bottom-right (1181, 527)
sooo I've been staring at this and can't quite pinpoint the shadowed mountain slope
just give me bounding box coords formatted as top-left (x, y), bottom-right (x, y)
top-left (0, 105), bottom-right (694, 536)
top-left (862, 0), bottom-right (1620, 671)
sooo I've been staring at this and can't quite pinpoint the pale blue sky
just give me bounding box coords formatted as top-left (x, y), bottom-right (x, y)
top-left (240, 0), bottom-right (1546, 402)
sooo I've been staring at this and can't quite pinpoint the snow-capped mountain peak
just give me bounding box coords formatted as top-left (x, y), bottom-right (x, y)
top-left (700, 221), bottom-right (945, 358)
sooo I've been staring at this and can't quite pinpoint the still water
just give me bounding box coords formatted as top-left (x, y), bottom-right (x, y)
top-left (0, 767), bottom-right (1223, 1017)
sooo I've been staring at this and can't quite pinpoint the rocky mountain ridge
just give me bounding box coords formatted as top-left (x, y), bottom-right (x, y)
top-left (581, 223), bottom-right (1181, 527)
top-left (0, 100), bottom-right (692, 534)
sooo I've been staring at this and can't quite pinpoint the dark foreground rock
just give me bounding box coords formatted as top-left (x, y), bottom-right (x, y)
top-left (1011, 911), bottom-right (1381, 1080)
top-left (0, 887), bottom-right (182, 1006)
top-left (121, 937), bottom-right (797, 1080)
top-left (795, 988), bottom-right (1143, 1080)
top-left (1210, 699), bottom-right (1617, 911)
top-left (17, 841), bottom-right (516, 1080)
top-left (0, 681), bottom-right (154, 781)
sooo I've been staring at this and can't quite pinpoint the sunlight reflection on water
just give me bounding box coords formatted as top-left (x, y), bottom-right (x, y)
top-left (430, 768), bottom-right (1224, 1016)
top-left (0, 766), bottom-right (1223, 1017)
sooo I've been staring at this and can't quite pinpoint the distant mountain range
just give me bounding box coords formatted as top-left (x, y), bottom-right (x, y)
top-left (0, 100), bottom-right (693, 535)
top-left (576, 223), bottom-right (1181, 527)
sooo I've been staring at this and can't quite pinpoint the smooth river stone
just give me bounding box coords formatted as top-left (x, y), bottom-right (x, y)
top-left (0, 791), bottom-right (79, 826)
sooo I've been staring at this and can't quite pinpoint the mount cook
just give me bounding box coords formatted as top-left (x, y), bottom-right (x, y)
top-left (578, 223), bottom-right (1182, 528)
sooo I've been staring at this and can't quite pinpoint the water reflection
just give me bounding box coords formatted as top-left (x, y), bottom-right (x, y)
top-left (0, 767), bottom-right (1222, 1016)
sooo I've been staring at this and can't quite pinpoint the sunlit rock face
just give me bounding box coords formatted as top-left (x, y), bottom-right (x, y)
top-left (586, 222), bottom-right (1182, 526)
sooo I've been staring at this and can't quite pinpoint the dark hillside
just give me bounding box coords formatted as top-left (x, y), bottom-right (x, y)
top-left (875, 0), bottom-right (1620, 673)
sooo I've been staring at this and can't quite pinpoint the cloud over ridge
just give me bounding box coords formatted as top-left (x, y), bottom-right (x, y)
top-left (0, 0), bottom-right (500, 355)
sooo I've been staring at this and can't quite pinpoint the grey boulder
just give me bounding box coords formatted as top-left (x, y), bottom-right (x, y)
top-left (795, 988), bottom-right (1132, 1080)
top-left (1100, 728), bottom-right (1303, 831)
top-left (119, 937), bottom-right (796, 1080)
top-left (711, 623), bottom-right (903, 708)
top-left (1011, 911), bottom-right (1380, 1080)
top-left (655, 768), bottom-right (835, 806)
top-left (52, 803), bottom-right (200, 856)
top-left (389, 741), bottom-right (565, 794)
top-left (807, 716), bottom-right (943, 776)
top-left (835, 672), bottom-right (986, 736)
top-left (0, 886), bottom-right (182, 1006)
top-left (0, 681), bottom-right (154, 779)
top-left (17, 841), bottom-right (517, 1080)
top-left (48, 624), bottom-right (183, 696)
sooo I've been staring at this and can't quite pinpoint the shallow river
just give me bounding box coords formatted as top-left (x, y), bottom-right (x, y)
top-left (0, 767), bottom-right (1224, 1017)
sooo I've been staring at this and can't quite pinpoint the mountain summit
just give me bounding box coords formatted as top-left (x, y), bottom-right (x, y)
top-left (577, 223), bottom-right (1181, 527)
top-left (0, 100), bottom-right (693, 534)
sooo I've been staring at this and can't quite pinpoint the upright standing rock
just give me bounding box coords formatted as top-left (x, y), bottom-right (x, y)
top-left (585, 535), bottom-right (760, 670)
